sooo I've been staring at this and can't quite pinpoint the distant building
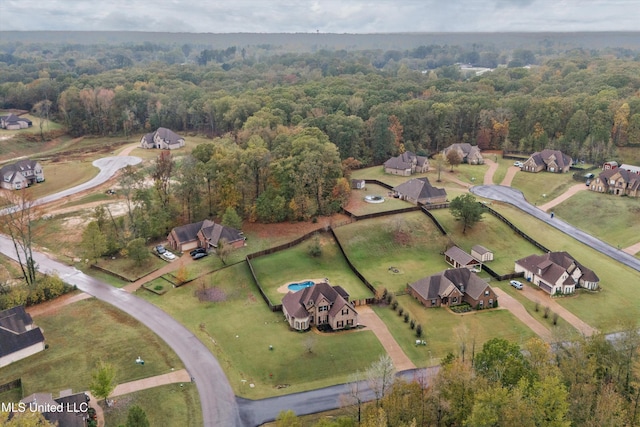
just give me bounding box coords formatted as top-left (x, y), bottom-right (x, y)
top-left (351, 179), bottom-right (365, 190)
top-left (168, 219), bottom-right (245, 253)
top-left (602, 161), bottom-right (618, 171)
top-left (0, 113), bottom-right (32, 130)
top-left (515, 251), bottom-right (599, 295)
top-left (383, 151), bottom-right (429, 176)
top-left (392, 178), bottom-right (447, 205)
top-left (0, 159), bottom-right (45, 190)
top-left (140, 127), bottom-right (185, 149)
top-left (521, 149), bottom-right (572, 173)
top-left (442, 143), bottom-right (484, 165)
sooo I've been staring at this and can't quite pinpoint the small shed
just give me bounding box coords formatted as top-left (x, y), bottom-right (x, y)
top-left (471, 245), bottom-right (494, 262)
top-left (351, 179), bottom-right (365, 190)
top-left (444, 246), bottom-right (482, 270)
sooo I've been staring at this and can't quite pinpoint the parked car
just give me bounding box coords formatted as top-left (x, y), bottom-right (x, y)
top-left (585, 179), bottom-right (591, 186)
top-left (161, 250), bottom-right (176, 261)
top-left (190, 248), bottom-right (207, 257)
top-left (155, 245), bottom-right (166, 255)
top-left (584, 172), bottom-right (595, 179)
top-left (192, 252), bottom-right (208, 260)
top-left (510, 280), bottom-right (523, 290)
top-left (513, 161), bottom-right (523, 167)
top-left (470, 267), bottom-right (481, 273)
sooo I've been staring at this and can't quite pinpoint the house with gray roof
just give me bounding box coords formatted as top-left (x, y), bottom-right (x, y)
top-left (167, 219), bottom-right (245, 253)
top-left (442, 143), bottom-right (484, 165)
top-left (392, 177), bottom-right (447, 205)
top-left (281, 282), bottom-right (358, 331)
top-left (140, 127), bottom-right (185, 150)
top-left (383, 151), bottom-right (429, 176)
top-left (408, 268), bottom-right (497, 310)
top-left (0, 159), bottom-right (44, 190)
top-left (19, 392), bottom-right (91, 427)
top-left (0, 113), bottom-right (32, 130)
top-left (0, 306), bottom-right (46, 368)
top-left (515, 251), bottom-right (599, 295)
top-left (521, 149), bottom-right (572, 173)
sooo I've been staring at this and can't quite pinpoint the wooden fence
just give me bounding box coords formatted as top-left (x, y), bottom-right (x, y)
top-left (481, 204), bottom-right (550, 253)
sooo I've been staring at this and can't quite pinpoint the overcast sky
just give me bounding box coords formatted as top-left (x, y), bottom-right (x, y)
top-left (1, 0), bottom-right (639, 33)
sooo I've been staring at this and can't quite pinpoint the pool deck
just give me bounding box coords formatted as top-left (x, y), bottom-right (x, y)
top-left (276, 278), bottom-right (329, 294)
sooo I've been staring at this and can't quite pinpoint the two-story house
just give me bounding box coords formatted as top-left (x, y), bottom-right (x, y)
top-left (281, 282), bottom-right (358, 331)
top-left (140, 127), bottom-right (185, 150)
top-left (383, 151), bottom-right (429, 176)
top-left (0, 159), bottom-right (45, 190)
top-left (590, 167), bottom-right (640, 198)
top-left (408, 268), bottom-right (497, 309)
top-left (442, 143), bottom-right (484, 165)
top-left (515, 251), bottom-right (599, 295)
top-left (521, 149), bottom-right (572, 173)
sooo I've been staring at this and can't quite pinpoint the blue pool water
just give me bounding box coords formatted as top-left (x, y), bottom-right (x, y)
top-left (288, 280), bottom-right (315, 291)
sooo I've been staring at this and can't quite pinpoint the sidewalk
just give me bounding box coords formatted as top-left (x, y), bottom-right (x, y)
top-left (123, 253), bottom-right (194, 293)
top-left (538, 183), bottom-right (587, 212)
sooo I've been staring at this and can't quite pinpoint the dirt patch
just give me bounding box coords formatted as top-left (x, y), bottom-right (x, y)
top-left (242, 213), bottom-right (349, 240)
top-left (195, 287), bottom-right (227, 302)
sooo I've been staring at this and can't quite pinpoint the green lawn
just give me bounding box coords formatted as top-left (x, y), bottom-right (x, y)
top-left (552, 190), bottom-right (640, 248)
top-left (25, 160), bottom-right (100, 200)
top-left (93, 254), bottom-right (167, 282)
top-left (430, 208), bottom-right (545, 274)
top-left (450, 163), bottom-right (489, 185)
top-left (489, 202), bottom-right (640, 332)
top-left (510, 170), bottom-right (576, 206)
top-left (345, 183), bottom-right (414, 216)
top-left (373, 296), bottom-right (537, 367)
top-left (492, 156), bottom-right (518, 185)
top-left (333, 211), bottom-right (451, 294)
top-left (138, 262), bottom-right (385, 399)
top-left (0, 299), bottom-right (184, 397)
top-left (103, 383), bottom-right (202, 427)
top-left (250, 232), bottom-right (373, 303)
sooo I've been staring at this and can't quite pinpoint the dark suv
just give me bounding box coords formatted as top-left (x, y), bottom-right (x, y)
top-left (190, 248), bottom-right (207, 257)
top-left (155, 245), bottom-right (166, 255)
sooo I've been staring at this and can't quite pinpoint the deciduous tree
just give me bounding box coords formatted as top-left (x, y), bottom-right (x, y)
top-left (449, 194), bottom-right (484, 234)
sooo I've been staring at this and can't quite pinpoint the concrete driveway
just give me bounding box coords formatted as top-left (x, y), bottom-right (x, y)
top-left (470, 185), bottom-right (640, 273)
top-left (0, 234), bottom-right (241, 427)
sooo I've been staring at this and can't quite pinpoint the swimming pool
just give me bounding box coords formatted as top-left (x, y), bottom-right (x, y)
top-left (288, 280), bottom-right (315, 291)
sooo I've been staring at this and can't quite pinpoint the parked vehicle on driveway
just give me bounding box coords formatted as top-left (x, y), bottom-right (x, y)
top-left (190, 248), bottom-right (207, 257)
top-left (514, 161), bottom-right (523, 167)
top-left (155, 244), bottom-right (166, 255)
top-left (161, 250), bottom-right (176, 261)
top-left (510, 280), bottom-right (523, 290)
top-left (192, 252), bottom-right (208, 260)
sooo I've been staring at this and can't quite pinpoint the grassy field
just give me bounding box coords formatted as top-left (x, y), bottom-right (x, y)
top-left (552, 190), bottom-right (640, 248)
top-left (373, 295), bottom-right (537, 366)
top-left (23, 160), bottom-right (100, 200)
top-left (93, 254), bottom-right (167, 282)
top-left (450, 163), bottom-right (489, 186)
top-left (103, 383), bottom-right (202, 427)
top-left (333, 211), bottom-right (451, 294)
top-left (0, 299), bottom-right (184, 397)
top-left (250, 232), bottom-right (374, 303)
top-left (489, 202), bottom-right (640, 332)
top-left (490, 157), bottom-right (517, 186)
top-left (430, 208), bottom-right (545, 274)
top-left (510, 170), bottom-right (576, 206)
top-left (138, 262), bottom-right (385, 399)
top-left (344, 183), bottom-right (414, 216)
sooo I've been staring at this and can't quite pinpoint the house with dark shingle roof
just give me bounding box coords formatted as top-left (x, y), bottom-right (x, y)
top-left (521, 149), bottom-right (572, 173)
top-left (19, 392), bottom-right (91, 427)
top-left (0, 159), bottom-right (45, 190)
top-left (392, 177), bottom-right (447, 205)
top-left (0, 113), bottom-right (32, 130)
top-left (515, 251), bottom-right (599, 295)
top-left (383, 151), bottom-right (429, 176)
top-left (0, 306), bottom-right (46, 368)
top-left (140, 127), bottom-right (185, 150)
top-left (408, 268), bottom-right (497, 309)
top-left (444, 246), bottom-right (482, 270)
top-left (442, 143), bottom-right (484, 165)
top-left (281, 282), bottom-right (358, 331)
top-left (590, 167), bottom-right (640, 198)
top-left (167, 219), bottom-right (245, 253)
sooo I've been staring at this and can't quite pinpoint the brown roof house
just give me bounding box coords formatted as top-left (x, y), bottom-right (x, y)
top-left (0, 306), bottom-right (45, 368)
top-left (471, 245), bottom-right (493, 262)
top-left (383, 151), bottom-right (429, 176)
top-left (442, 143), bottom-right (484, 165)
top-left (515, 251), bottom-right (599, 295)
top-left (392, 178), bottom-right (447, 205)
top-left (521, 149), bottom-right (572, 173)
top-left (0, 159), bottom-right (45, 190)
top-left (444, 246), bottom-right (482, 271)
top-left (408, 268), bottom-right (497, 310)
top-left (282, 282), bottom-right (358, 331)
top-left (140, 127), bottom-right (185, 150)
top-left (589, 167), bottom-right (640, 198)
top-left (168, 219), bottom-right (245, 253)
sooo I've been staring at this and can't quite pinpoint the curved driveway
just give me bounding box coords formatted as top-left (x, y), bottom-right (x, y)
top-left (470, 185), bottom-right (640, 273)
top-left (0, 234), bottom-right (241, 427)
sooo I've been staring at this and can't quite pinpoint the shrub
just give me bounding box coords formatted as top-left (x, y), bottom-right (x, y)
top-left (544, 306), bottom-right (550, 319)
top-left (404, 313), bottom-right (410, 323)
top-left (416, 324), bottom-right (423, 338)
top-left (398, 307), bottom-right (404, 316)
top-left (391, 300), bottom-right (398, 311)
top-left (154, 285), bottom-right (163, 291)
top-left (553, 312), bottom-right (559, 325)
top-left (410, 319), bottom-right (415, 329)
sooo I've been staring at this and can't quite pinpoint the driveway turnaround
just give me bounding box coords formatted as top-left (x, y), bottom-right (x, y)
top-left (470, 185), bottom-right (640, 273)
top-left (0, 234), bottom-right (241, 427)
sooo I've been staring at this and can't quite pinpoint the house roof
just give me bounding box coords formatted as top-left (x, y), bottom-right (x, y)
top-left (443, 143), bottom-right (483, 160)
top-left (515, 251), bottom-right (599, 285)
top-left (0, 159), bottom-right (40, 184)
top-left (598, 168), bottom-right (640, 190)
top-left (393, 177), bottom-right (446, 202)
top-left (142, 127), bottom-right (184, 145)
top-left (620, 164), bottom-right (640, 175)
top-left (21, 392), bottom-right (89, 427)
top-left (444, 246), bottom-right (480, 266)
top-left (471, 245), bottom-right (491, 255)
top-left (409, 268), bottom-right (492, 301)
top-left (0, 306), bottom-right (45, 358)
top-left (1, 113), bottom-right (31, 125)
top-left (170, 219), bottom-right (243, 246)
top-left (384, 151), bottom-right (428, 170)
top-left (281, 282), bottom-right (356, 320)
top-left (528, 149), bottom-right (572, 170)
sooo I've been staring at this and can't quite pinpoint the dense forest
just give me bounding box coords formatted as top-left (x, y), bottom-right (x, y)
top-left (1, 34), bottom-right (640, 234)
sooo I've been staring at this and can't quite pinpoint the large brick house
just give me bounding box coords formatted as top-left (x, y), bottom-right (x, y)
top-left (589, 167), bottom-right (640, 198)
top-left (167, 219), bottom-right (245, 253)
top-left (515, 251), bottom-right (599, 295)
top-left (383, 151), bottom-right (429, 176)
top-left (521, 149), bottom-right (572, 173)
top-left (408, 268), bottom-right (497, 309)
top-left (281, 282), bottom-right (358, 331)
top-left (442, 143), bottom-right (484, 165)
top-left (140, 127), bottom-right (185, 149)
top-left (0, 159), bottom-right (45, 190)
top-left (392, 177), bottom-right (447, 205)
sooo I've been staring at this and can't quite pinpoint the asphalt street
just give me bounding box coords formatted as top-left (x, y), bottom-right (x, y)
top-left (0, 234), bottom-right (241, 427)
top-left (470, 185), bottom-right (640, 273)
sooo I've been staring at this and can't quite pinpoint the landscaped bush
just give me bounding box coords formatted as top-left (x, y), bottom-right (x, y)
top-left (398, 307), bottom-right (404, 316)
top-left (451, 302), bottom-right (473, 313)
top-left (404, 313), bottom-right (410, 323)
top-left (391, 300), bottom-right (398, 311)
top-left (416, 324), bottom-right (423, 338)
top-left (0, 274), bottom-right (75, 310)
top-left (410, 319), bottom-right (415, 329)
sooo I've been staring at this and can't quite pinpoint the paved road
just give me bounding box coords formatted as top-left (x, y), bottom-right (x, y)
top-left (0, 235), bottom-right (241, 427)
top-left (237, 367), bottom-right (439, 426)
top-left (0, 156), bottom-right (141, 215)
top-left (470, 185), bottom-right (640, 273)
